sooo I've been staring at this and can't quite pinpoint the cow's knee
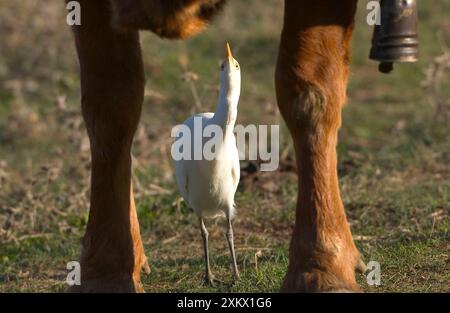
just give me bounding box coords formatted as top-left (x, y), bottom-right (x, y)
top-left (276, 82), bottom-right (343, 143)
top-left (81, 81), bottom-right (143, 160)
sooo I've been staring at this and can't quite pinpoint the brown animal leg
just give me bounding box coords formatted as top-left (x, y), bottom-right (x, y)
top-left (276, 0), bottom-right (362, 292)
top-left (69, 0), bottom-right (147, 292)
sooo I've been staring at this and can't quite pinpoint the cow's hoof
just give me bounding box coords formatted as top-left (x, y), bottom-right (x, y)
top-left (67, 276), bottom-right (144, 293)
top-left (281, 268), bottom-right (362, 293)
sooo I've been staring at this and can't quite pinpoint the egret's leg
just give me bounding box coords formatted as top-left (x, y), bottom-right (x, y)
top-left (226, 217), bottom-right (240, 281)
top-left (200, 218), bottom-right (215, 285)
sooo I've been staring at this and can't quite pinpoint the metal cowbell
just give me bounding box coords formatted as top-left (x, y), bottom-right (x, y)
top-left (370, 0), bottom-right (419, 73)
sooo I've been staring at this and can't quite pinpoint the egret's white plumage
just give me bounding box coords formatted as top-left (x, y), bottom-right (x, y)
top-left (174, 43), bottom-right (241, 284)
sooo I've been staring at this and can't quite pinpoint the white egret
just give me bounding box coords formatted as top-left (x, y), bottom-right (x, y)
top-left (174, 43), bottom-right (241, 285)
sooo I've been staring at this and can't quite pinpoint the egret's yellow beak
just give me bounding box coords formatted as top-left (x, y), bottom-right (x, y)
top-left (225, 42), bottom-right (233, 61)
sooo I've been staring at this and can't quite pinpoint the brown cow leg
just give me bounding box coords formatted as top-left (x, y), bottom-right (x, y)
top-left (276, 0), bottom-right (363, 292)
top-left (69, 0), bottom-right (147, 292)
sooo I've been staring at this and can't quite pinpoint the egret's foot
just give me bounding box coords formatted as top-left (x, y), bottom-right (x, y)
top-left (204, 274), bottom-right (224, 287)
top-left (229, 275), bottom-right (240, 287)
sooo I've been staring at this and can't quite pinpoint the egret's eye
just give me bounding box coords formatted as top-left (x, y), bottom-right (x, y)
top-left (235, 64), bottom-right (239, 69)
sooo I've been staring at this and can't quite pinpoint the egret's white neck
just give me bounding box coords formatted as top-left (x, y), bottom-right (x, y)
top-left (213, 82), bottom-right (240, 134)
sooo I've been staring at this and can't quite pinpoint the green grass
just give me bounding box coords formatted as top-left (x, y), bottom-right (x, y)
top-left (0, 0), bottom-right (449, 292)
